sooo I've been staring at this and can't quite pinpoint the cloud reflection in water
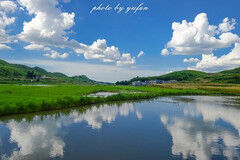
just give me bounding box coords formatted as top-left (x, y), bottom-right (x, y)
top-left (1, 102), bottom-right (138, 160)
top-left (161, 96), bottom-right (240, 160)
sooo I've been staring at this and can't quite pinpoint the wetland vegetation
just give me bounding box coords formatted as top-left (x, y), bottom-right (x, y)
top-left (0, 83), bottom-right (240, 116)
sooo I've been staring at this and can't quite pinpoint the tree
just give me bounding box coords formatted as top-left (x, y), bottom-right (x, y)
top-left (26, 71), bottom-right (36, 79)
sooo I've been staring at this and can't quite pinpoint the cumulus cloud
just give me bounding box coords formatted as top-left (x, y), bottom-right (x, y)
top-left (162, 13), bottom-right (240, 72)
top-left (0, 0), bottom-right (17, 50)
top-left (137, 51), bottom-right (144, 58)
top-left (17, 0), bottom-right (78, 48)
top-left (117, 53), bottom-right (136, 66)
top-left (219, 17), bottom-right (236, 33)
top-left (17, 0), bottom-right (135, 65)
top-left (161, 13), bottom-right (240, 55)
top-left (44, 50), bottom-right (69, 59)
top-left (183, 57), bottom-right (200, 63)
top-left (75, 39), bottom-right (135, 65)
top-left (0, 1), bottom-right (17, 13)
top-left (189, 43), bottom-right (240, 72)
top-left (161, 48), bottom-right (170, 56)
top-left (76, 39), bottom-right (120, 62)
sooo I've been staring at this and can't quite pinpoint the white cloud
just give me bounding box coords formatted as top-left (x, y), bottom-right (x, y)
top-left (137, 51), bottom-right (144, 58)
top-left (219, 17), bottom-right (236, 33)
top-left (117, 53), bottom-right (136, 66)
top-left (183, 57), bottom-right (200, 63)
top-left (17, 0), bottom-right (78, 48)
top-left (17, 0), bottom-right (136, 66)
top-left (162, 13), bottom-right (240, 72)
top-left (161, 48), bottom-right (170, 56)
top-left (189, 43), bottom-right (240, 72)
top-left (0, 1), bottom-right (17, 50)
top-left (76, 39), bottom-right (136, 65)
top-left (161, 13), bottom-right (240, 55)
top-left (44, 50), bottom-right (69, 59)
top-left (0, 43), bottom-right (12, 50)
top-left (24, 44), bottom-right (50, 51)
top-left (0, 1), bottom-right (17, 13)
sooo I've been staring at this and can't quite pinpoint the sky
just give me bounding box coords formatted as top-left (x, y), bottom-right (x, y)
top-left (0, 0), bottom-right (240, 82)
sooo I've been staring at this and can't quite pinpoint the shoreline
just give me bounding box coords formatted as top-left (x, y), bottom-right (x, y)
top-left (0, 84), bottom-right (239, 116)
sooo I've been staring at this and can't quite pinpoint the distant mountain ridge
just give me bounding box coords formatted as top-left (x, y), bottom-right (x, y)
top-left (116, 68), bottom-right (240, 85)
top-left (0, 59), bottom-right (97, 84)
top-left (1, 59), bottom-right (240, 85)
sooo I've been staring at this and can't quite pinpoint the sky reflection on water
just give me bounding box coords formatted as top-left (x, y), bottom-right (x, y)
top-left (0, 96), bottom-right (240, 160)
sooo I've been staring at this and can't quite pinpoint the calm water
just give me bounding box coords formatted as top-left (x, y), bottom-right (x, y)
top-left (88, 92), bottom-right (118, 97)
top-left (88, 91), bottom-right (144, 97)
top-left (0, 96), bottom-right (240, 160)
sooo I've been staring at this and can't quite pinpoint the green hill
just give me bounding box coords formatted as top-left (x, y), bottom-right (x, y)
top-left (116, 68), bottom-right (240, 85)
top-left (209, 68), bottom-right (240, 83)
top-left (0, 59), bottom-right (96, 84)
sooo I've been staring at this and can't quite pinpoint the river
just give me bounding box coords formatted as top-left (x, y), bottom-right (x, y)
top-left (0, 96), bottom-right (240, 160)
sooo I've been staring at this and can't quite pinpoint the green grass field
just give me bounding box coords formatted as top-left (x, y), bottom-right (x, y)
top-left (0, 84), bottom-right (239, 116)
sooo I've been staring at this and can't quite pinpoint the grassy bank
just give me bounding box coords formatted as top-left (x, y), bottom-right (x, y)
top-left (0, 84), bottom-right (239, 116)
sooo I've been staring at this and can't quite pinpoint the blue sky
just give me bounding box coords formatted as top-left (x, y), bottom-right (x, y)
top-left (0, 0), bottom-right (240, 82)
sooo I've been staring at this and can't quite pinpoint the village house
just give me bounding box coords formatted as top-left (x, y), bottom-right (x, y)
top-left (132, 80), bottom-right (177, 86)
